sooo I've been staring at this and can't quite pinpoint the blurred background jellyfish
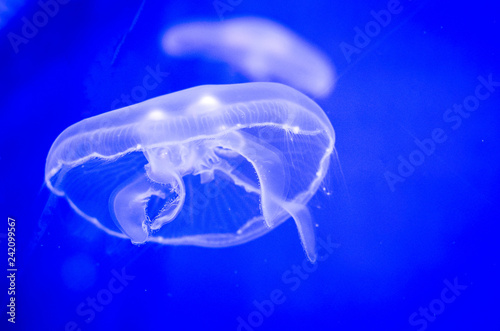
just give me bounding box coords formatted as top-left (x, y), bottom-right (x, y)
top-left (45, 82), bottom-right (335, 262)
top-left (163, 17), bottom-right (336, 98)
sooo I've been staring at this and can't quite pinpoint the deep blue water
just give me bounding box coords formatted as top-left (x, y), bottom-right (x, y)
top-left (1, 0), bottom-right (500, 330)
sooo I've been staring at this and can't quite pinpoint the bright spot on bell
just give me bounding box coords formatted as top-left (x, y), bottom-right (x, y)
top-left (198, 95), bottom-right (220, 110)
top-left (187, 95), bottom-right (221, 114)
top-left (147, 109), bottom-right (166, 120)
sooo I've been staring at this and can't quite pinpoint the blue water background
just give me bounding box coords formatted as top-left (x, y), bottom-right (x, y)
top-left (1, 0), bottom-right (499, 330)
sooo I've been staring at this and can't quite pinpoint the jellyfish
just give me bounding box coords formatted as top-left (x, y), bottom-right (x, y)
top-left (163, 17), bottom-right (336, 99)
top-left (45, 82), bottom-right (335, 262)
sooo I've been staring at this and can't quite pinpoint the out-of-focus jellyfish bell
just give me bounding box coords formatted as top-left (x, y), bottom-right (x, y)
top-left (163, 17), bottom-right (336, 98)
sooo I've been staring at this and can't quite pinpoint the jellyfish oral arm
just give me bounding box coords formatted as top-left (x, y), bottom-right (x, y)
top-left (217, 131), bottom-right (286, 227)
top-left (218, 131), bottom-right (317, 262)
top-left (110, 173), bottom-right (150, 244)
top-left (280, 201), bottom-right (317, 263)
top-left (110, 162), bottom-right (186, 244)
top-left (142, 148), bottom-right (186, 230)
top-left (147, 170), bottom-right (185, 231)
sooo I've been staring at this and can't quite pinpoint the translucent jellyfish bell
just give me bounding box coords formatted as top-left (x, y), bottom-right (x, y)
top-left (163, 17), bottom-right (336, 99)
top-left (45, 82), bottom-right (335, 262)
